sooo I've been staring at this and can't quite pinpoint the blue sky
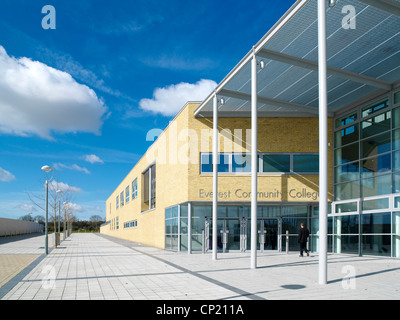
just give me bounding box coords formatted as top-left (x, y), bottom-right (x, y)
top-left (0, 0), bottom-right (294, 220)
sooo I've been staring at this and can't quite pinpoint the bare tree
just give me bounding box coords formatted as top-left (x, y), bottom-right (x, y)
top-left (90, 215), bottom-right (104, 222)
top-left (27, 180), bottom-right (76, 246)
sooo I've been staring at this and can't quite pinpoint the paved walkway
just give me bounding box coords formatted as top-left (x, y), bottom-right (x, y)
top-left (0, 233), bottom-right (399, 300)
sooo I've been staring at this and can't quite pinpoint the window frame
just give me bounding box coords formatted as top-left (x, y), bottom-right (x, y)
top-left (199, 152), bottom-right (319, 175)
top-left (132, 178), bottom-right (138, 200)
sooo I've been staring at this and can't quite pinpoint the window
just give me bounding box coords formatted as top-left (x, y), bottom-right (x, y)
top-left (334, 142), bottom-right (359, 166)
top-left (116, 195), bottom-right (119, 209)
top-left (120, 191), bottom-right (124, 207)
top-left (143, 164), bottom-right (156, 210)
top-left (232, 153), bottom-right (251, 173)
top-left (395, 91), bottom-right (400, 105)
top-left (151, 166), bottom-right (156, 209)
top-left (335, 162), bottom-right (359, 184)
top-left (334, 99), bottom-right (394, 201)
top-left (361, 111), bottom-right (391, 138)
top-left (125, 186), bottom-right (130, 204)
top-left (335, 112), bottom-right (357, 128)
top-left (262, 154), bottom-right (290, 173)
top-left (335, 123), bottom-right (359, 147)
top-left (200, 153), bottom-right (230, 173)
top-left (292, 155), bottom-right (319, 173)
top-left (200, 153), bottom-right (318, 174)
top-left (132, 178), bottom-right (138, 199)
top-left (124, 220), bottom-right (137, 229)
top-left (362, 100), bottom-right (389, 118)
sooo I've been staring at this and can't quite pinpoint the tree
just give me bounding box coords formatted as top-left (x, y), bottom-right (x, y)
top-left (33, 215), bottom-right (45, 224)
top-left (19, 213), bottom-right (34, 221)
top-left (27, 179), bottom-right (76, 245)
top-left (89, 215), bottom-right (104, 222)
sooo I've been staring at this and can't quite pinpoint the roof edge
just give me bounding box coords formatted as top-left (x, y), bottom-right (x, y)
top-left (193, 0), bottom-right (311, 117)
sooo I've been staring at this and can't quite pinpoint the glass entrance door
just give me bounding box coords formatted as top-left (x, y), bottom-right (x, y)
top-left (206, 217), bottom-right (281, 253)
top-left (215, 218), bottom-right (247, 252)
top-left (257, 219), bottom-right (282, 251)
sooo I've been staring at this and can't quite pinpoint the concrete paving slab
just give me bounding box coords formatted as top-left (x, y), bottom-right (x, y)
top-left (0, 233), bottom-right (399, 301)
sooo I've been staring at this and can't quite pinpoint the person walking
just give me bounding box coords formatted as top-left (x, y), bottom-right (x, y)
top-left (298, 222), bottom-right (310, 257)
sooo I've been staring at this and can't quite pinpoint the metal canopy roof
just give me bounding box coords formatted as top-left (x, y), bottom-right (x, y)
top-left (194, 0), bottom-right (400, 118)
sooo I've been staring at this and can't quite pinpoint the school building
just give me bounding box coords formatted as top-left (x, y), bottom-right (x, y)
top-left (100, 0), bottom-right (400, 283)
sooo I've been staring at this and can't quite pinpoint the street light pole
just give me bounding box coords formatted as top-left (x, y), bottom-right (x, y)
top-left (63, 202), bottom-right (68, 240)
top-left (56, 190), bottom-right (63, 247)
top-left (41, 165), bottom-right (54, 255)
top-left (45, 179), bottom-right (49, 254)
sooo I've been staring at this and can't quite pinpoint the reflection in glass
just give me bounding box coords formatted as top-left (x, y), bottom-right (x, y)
top-left (263, 154), bottom-right (290, 172)
top-left (334, 235), bottom-right (359, 254)
top-left (394, 212), bottom-right (400, 258)
top-left (335, 143), bottom-right (359, 165)
top-left (335, 123), bottom-right (359, 148)
top-left (361, 153), bottom-right (391, 178)
top-left (362, 235), bottom-right (391, 256)
top-left (393, 106), bottom-right (400, 129)
top-left (393, 128), bottom-right (400, 150)
top-left (361, 111), bottom-right (391, 138)
top-left (361, 132), bottom-right (390, 159)
top-left (293, 155), bottom-right (319, 173)
top-left (361, 213), bottom-right (391, 234)
top-left (335, 162), bottom-right (359, 183)
top-left (362, 198), bottom-right (389, 211)
top-left (361, 174), bottom-right (391, 197)
top-left (334, 181), bottom-right (360, 201)
top-left (334, 215), bottom-right (359, 234)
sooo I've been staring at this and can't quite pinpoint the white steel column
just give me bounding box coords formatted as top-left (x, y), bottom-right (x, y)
top-left (188, 202), bottom-right (192, 254)
top-left (251, 52), bottom-right (258, 269)
top-left (318, 0), bottom-right (328, 285)
top-left (212, 94), bottom-right (218, 261)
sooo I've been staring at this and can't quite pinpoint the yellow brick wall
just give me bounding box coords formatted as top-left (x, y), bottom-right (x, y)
top-left (186, 104), bottom-right (333, 203)
top-left (101, 102), bottom-right (334, 248)
top-left (101, 103), bottom-right (192, 248)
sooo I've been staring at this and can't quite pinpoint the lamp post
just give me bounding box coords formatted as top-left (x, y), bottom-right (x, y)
top-left (41, 165), bottom-right (54, 255)
top-left (63, 202), bottom-right (68, 240)
top-left (56, 190), bottom-right (63, 247)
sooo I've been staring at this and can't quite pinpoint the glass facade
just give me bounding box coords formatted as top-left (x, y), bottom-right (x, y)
top-left (333, 90), bottom-right (400, 258)
top-left (165, 203), bottom-right (317, 253)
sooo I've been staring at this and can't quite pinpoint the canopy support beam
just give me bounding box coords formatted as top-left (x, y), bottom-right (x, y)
top-left (358, 0), bottom-right (400, 17)
top-left (219, 88), bottom-right (331, 116)
top-left (258, 48), bottom-right (392, 91)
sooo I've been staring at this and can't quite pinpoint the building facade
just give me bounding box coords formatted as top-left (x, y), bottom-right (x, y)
top-left (101, 89), bottom-right (400, 258)
top-left (101, 102), bottom-right (334, 253)
top-left (101, 0), bottom-right (400, 259)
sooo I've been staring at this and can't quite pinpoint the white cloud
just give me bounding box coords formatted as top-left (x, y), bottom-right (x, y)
top-left (64, 202), bottom-right (84, 212)
top-left (0, 46), bottom-right (107, 139)
top-left (53, 163), bottom-right (90, 174)
top-left (0, 166), bottom-right (15, 182)
top-left (84, 154), bottom-right (104, 164)
top-left (49, 181), bottom-right (82, 194)
top-left (17, 204), bottom-right (36, 212)
top-left (139, 79), bottom-right (217, 117)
